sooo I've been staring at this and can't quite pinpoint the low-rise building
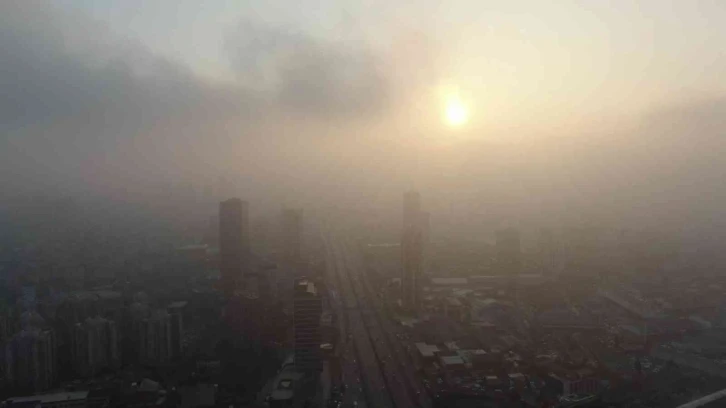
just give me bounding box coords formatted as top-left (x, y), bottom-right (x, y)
top-left (415, 342), bottom-right (440, 363)
top-left (547, 369), bottom-right (604, 397)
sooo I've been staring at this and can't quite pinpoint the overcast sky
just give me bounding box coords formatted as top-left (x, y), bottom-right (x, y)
top-left (2, 1), bottom-right (726, 234)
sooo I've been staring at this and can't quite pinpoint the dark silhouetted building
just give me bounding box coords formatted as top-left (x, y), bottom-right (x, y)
top-left (219, 198), bottom-right (249, 296)
top-left (402, 191), bottom-right (423, 312)
top-left (4, 312), bottom-right (57, 393)
top-left (402, 226), bottom-right (423, 312)
top-left (420, 210), bottom-right (431, 276)
top-left (138, 310), bottom-right (172, 366)
top-left (293, 279), bottom-right (322, 373)
top-left (71, 316), bottom-right (119, 377)
top-left (167, 301), bottom-right (186, 359)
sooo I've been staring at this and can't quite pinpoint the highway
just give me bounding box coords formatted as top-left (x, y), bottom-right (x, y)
top-left (342, 237), bottom-right (433, 408)
top-left (324, 227), bottom-right (432, 408)
top-left (324, 232), bottom-right (393, 408)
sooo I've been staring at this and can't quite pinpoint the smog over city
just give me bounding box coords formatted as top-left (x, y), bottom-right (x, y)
top-left (2, 1), bottom-right (726, 407)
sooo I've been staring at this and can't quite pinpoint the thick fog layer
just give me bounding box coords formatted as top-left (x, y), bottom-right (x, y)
top-left (2, 1), bottom-right (726, 242)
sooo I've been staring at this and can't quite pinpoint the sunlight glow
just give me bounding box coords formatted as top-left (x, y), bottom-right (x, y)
top-left (444, 98), bottom-right (469, 128)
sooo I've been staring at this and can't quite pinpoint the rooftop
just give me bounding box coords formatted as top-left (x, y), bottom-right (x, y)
top-left (440, 355), bottom-right (466, 366)
top-left (168, 301), bottom-right (188, 309)
top-left (431, 277), bottom-right (469, 286)
top-left (295, 279), bottom-right (317, 296)
top-left (270, 365), bottom-right (303, 401)
top-left (415, 342), bottom-right (440, 357)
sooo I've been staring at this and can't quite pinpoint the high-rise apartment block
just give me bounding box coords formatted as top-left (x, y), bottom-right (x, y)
top-left (401, 191), bottom-right (423, 312)
top-left (138, 310), bottom-right (172, 366)
top-left (4, 312), bottom-right (56, 393)
top-left (401, 227), bottom-right (423, 311)
top-left (293, 279), bottom-right (322, 373)
top-left (71, 317), bottom-right (119, 377)
top-left (167, 301), bottom-right (186, 359)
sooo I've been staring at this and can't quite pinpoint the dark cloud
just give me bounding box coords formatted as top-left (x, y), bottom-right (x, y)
top-left (0, 3), bottom-right (257, 135)
top-left (0, 3), bottom-right (392, 195)
top-left (225, 19), bottom-right (391, 119)
top-left (0, 2), bottom-right (271, 197)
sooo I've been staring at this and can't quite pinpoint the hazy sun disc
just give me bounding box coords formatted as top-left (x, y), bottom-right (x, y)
top-left (445, 99), bottom-right (469, 127)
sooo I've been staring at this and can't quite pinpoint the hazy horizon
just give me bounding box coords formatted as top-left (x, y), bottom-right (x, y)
top-left (3, 1), bottom-right (726, 237)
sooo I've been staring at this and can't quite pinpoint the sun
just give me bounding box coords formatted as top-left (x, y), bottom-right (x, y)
top-left (444, 98), bottom-right (469, 128)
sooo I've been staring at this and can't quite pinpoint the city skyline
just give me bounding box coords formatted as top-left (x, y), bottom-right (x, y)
top-left (3, 2), bottom-right (726, 407)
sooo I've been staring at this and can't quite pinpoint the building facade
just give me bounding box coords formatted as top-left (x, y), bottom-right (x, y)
top-left (167, 301), bottom-right (186, 360)
top-left (71, 317), bottom-right (119, 377)
top-left (138, 310), bottom-right (172, 366)
top-left (402, 191), bottom-right (423, 312)
top-left (4, 326), bottom-right (57, 393)
top-left (401, 226), bottom-right (423, 312)
top-left (293, 279), bottom-right (322, 373)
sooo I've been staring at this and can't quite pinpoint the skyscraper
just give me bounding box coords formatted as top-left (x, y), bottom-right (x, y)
top-left (401, 227), bottom-right (423, 312)
top-left (0, 305), bottom-right (17, 344)
top-left (127, 300), bottom-right (149, 364)
top-left (167, 301), bottom-right (186, 359)
top-left (420, 210), bottom-right (431, 277)
top-left (71, 317), bottom-right (119, 377)
top-left (293, 278), bottom-right (322, 373)
top-left (4, 311), bottom-right (56, 393)
top-left (219, 198), bottom-right (249, 296)
top-left (138, 310), bottom-right (172, 366)
top-left (496, 228), bottom-right (521, 276)
top-left (401, 191), bottom-right (423, 312)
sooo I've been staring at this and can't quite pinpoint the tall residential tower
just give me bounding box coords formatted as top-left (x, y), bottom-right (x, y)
top-left (293, 278), bottom-right (322, 373)
top-left (401, 191), bottom-right (423, 312)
